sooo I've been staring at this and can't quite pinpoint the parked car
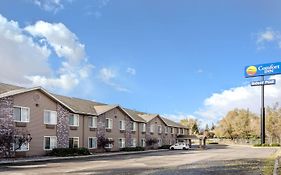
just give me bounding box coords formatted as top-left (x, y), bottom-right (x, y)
top-left (169, 142), bottom-right (189, 150)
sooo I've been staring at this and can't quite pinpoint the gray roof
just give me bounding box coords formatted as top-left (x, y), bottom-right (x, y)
top-left (0, 83), bottom-right (24, 94)
top-left (161, 117), bottom-right (188, 129)
top-left (123, 108), bottom-right (146, 123)
top-left (53, 94), bottom-right (98, 115)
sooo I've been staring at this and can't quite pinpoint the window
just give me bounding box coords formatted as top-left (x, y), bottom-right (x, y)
top-left (105, 138), bottom-right (113, 149)
top-left (118, 138), bottom-right (125, 148)
top-left (106, 118), bottom-right (113, 129)
top-left (158, 125), bottom-right (162, 134)
top-left (150, 124), bottom-right (154, 133)
top-left (130, 138), bottom-right (136, 147)
top-left (14, 136), bottom-right (29, 152)
top-left (88, 137), bottom-right (97, 149)
top-left (158, 139), bottom-right (162, 146)
top-left (131, 122), bottom-right (136, 131)
top-left (44, 110), bottom-right (57, 125)
top-left (13, 106), bottom-right (30, 122)
top-left (181, 128), bottom-right (184, 135)
top-left (177, 128), bottom-right (180, 135)
top-left (142, 123), bottom-right (146, 132)
top-left (69, 137), bottom-right (79, 148)
top-left (119, 120), bottom-right (125, 130)
top-left (69, 114), bottom-right (79, 126)
top-left (171, 128), bottom-right (174, 134)
top-left (89, 116), bottom-right (97, 128)
top-left (141, 138), bottom-right (146, 147)
top-left (44, 136), bottom-right (57, 150)
top-left (165, 126), bottom-right (168, 134)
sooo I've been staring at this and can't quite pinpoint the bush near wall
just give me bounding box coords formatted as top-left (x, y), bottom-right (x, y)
top-left (158, 145), bottom-right (171, 149)
top-left (120, 147), bottom-right (145, 152)
top-left (48, 147), bottom-right (91, 157)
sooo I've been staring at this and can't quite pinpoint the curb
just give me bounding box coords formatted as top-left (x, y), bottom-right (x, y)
top-left (273, 156), bottom-right (280, 175)
top-left (0, 149), bottom-right (168, 165)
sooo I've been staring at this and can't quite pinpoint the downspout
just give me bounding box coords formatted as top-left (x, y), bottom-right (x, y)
top-left (82, 115), bottom-right (85, 147)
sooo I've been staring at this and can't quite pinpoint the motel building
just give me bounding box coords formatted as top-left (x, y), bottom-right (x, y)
top-left (0, 83), bottom-right (190, 157)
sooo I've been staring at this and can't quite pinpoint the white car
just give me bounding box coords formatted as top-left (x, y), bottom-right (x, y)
top-left (169, 143), bottom-right (189, 150)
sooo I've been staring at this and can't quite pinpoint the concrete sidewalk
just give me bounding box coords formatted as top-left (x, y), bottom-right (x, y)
top-left (0, 149), bottom-right (169, 165)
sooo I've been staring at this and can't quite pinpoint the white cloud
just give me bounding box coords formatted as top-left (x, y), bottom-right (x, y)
top-left (195, 75), bottom-right (281, 123)
top-left (99, 68), bottom-right (129, 92)
top-left (0, 14), bottom-right (51, 85)
top-left (256, 28), bottom-right (281, 49)
top-left (25, 21), bottom-right (85, 64)
top-left (0, 14), bottom-right (93, 91)
top-left (127, 67), bottom-right (136, 76)
top-left (32, 0), bottom-right (64, 13)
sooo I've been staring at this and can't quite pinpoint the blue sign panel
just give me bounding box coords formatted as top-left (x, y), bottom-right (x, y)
top-left (250, 79), bottom-right (276, 86)
top-left (245, 62), bottom-right (281, 78)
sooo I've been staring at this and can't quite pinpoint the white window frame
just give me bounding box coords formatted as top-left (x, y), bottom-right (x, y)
top-left (105, 138), bottom-right (113, 149)
top-left (106, 118), bottom-right (113, 129)
top-left (89, 116), bottom-right (97, 128)
top-left (88, 137), bottom-right (97, 149)
top-left (119, 120), bottom-right (125, 130)
top-left (44, 110), bottom-right (57, 125)
top-left (13, 135), bottom-right (29, 152)
top-left (13, 106), bottom-right (30, 122)
top-left (177, 128), bottom-right (181, 135)
top-left (119, 138), bottom-right (125, 148)
top-left (171, 128), bottom-right (175, 134)
top-left (141, 138), bottom-right (146, 147)
top-left (130, 138), bottom-right (137, 147)
top-left (142, 123), bottom-right (146, 132)
top-left (69, 137), bottom-right (79, 148)
top-left (158, 138), bottom-right (162, 147)
top-left (181, 128), bottom-right (185, 135)
top-left (150, 124), bottom-right (154, 133)
top-left (158, 125), bottom-right (161, 133)
top-left (43, 136), bottom-right (57, 150)
top-left (165, 126), bottom-right (168, 134)
top-left (69, 114), bottom-right (79, 127)
top-left (131, 122), bottom-right (136, 131)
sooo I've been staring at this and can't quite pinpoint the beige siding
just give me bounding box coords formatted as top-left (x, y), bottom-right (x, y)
top-left (13, 90), bottom-right (59, 156)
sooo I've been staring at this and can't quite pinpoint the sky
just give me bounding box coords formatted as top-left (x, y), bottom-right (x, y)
top-left (0, 0), bottom-right (281, 126)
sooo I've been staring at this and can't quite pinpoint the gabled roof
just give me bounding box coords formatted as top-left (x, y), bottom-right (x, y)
top-left (0, 86), bottom-right (75, 113)
top-left (0, 83), bottom-right (24, 94)
top-left (123, 108), bottom-right (146, 123)
top-left (138, 113), bottom-right (172, 126)
top-left (161, 117), bottom-right (188, 129)
top-left (53, 95), bottom-right (98, 115)
top-left (95, 105), bottom-right (146, 122)
top-left (94, 105), bottom-right (117, 115)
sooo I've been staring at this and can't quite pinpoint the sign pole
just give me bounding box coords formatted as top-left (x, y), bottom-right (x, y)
top-left (261, 75), bottom-right (265, 144)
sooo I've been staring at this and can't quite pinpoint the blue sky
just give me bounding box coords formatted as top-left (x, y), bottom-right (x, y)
top-left (1, 0), bottom-right (281, 125)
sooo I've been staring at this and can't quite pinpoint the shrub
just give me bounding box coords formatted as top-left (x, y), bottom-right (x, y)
top-left (253, 143), bottom-right (280, 147)
top-left (48, 147), bottom-right (91, 157)
top-left (158, 145), bottom-right (171, 149)
top-left (120, 146), bottom-right (145, 152)
top-left (271, 143), bottom-right (280, 147)
top-left (146, 138), bottom-right (158, 146)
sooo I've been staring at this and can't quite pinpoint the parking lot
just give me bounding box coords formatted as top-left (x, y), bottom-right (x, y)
top-left (0, 144), bottom-right (278, 175)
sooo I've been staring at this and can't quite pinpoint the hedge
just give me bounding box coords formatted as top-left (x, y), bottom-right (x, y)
top-left (120, 146), bottom-right (145, 152)
top-left (158, 145), bottom-right (171, 149)
top-left (48, 147), bottom-right (91, 157)
top-left (253, 143), bottom-right (280, 147)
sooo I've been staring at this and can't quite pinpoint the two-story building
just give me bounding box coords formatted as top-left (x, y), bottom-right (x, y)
top-left (0, 82), bottom-right (189, 157)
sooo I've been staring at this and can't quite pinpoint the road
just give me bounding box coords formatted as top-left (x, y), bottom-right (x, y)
top-left (0, 144), bottom-right (278, 175)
